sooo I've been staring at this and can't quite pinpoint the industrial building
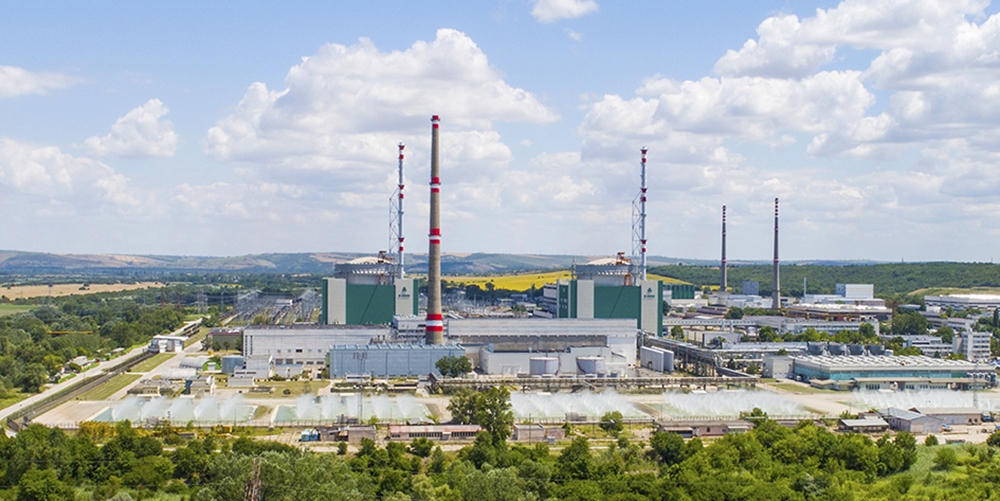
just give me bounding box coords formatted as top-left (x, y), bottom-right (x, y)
top-left (444, 317), bottom-right (639, 375)
top-left (790, 355), bottom-right (980, 382)
top-left (326, 343), bottom-right (465, 377)
top-left (320, 253), bottom-right (418, 326)
top-left (242, 325), bottom-right (390, 374)
top-left (880, 408), bottom-right (944, 434)
top-left (537, 255), bottom-right (665, 335)
top-left (924, 294), bottom-right (1000, 311)
top-left (640, 345), bottom-right (674, 372)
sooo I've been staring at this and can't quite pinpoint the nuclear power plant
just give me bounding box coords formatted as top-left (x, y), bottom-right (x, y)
top-left (287, 116), bottom-right (793, 380)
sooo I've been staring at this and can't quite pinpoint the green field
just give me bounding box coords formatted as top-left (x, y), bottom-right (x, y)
top-left (129, 353), bottom-right (175, 373)
top-left (184, 326), bottom-right (210, 348)
top-left (0, 391), bottom-right (32, 410)
top-left (76, 373), bottom-right (142, 401)
top-left (0, 304), bottom-right (33, 317)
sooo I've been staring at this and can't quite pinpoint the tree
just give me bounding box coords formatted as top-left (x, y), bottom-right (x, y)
top-left (670, 325), bottom-right (684, 339)
top-left (409, 437), bottom-right (434, 458)
top-left (649, 431), bottom-right (686, 466)
top-left (933, 447), bottom-right (957, 471)
top-left (435, 355), bottom-right (472, 377)
top-left (599, 411), bottom-right (624, 436)
top-left (987, 430), bottom-right (1000, 448)
top-left (758, 326), bottom-right (780, 342)
top-left (475, 386), bottom-right (514, 445)
top-left (892, 312), bottom-right (929, 336)
top-left (724, 306), bottom-right (744, 319)
top-left (15, 468), bottom-right (73, 501)
top-left (937, 325), bottom-right (955, 344)
top-left (925, 434), bottom-right (939, 446)
top-left (556, 437), bottom-right (593, 481)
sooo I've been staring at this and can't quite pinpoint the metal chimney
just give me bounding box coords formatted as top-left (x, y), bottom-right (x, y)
top-left (772, 197), bottom-right (780, 310)
top-left (721, 205), bottom-right (727, 293)
top-left (425, 116), bottom-right (444, 345)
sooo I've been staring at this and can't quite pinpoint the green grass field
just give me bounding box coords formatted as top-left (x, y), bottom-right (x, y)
top-left (184, 326), bottom-right (210, 348)
top-left (76, 373), bottom-right (142, 401)
top-left (0, 304), bottom-right (33, 317)
top-left (0, 391), bottom-right (32, 410)
top-left (129, 353), bottom-right (175, 373)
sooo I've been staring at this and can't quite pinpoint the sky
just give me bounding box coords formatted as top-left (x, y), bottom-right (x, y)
top-left (3, 0), bottom-right (1000, 262)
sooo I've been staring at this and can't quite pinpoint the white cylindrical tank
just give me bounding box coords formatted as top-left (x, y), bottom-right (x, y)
top-left (529, 357), bottom-right (559, 376)
top-left (576, 356), bottom-right (606, 375)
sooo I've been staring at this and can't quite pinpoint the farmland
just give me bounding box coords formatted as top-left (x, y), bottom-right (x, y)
top-left (445, 270), bottom-right (688, 291)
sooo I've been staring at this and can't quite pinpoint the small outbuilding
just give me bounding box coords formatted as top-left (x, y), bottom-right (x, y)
top-left (880, 408), bottom-right (944, 434)
top-left (838, 417), bottom-right (889, 433)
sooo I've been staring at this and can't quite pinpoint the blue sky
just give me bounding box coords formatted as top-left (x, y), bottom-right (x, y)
top-left (3, 0), bottom-right (1000, 262)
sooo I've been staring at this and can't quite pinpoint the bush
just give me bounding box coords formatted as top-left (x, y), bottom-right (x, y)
top-left (925, 434), bottom-right (939, 446)
top-left (987, 430), bottom-right (1000, 448)
top-left (933, 447), bottom-right (958, 471)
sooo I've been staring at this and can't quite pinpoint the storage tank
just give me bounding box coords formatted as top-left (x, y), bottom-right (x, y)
top-left (828, 343), bottom-right (846, 356)
top-left (847, 344), bottom-right (865, 355)
top-left (576, 356), bottom-right (606, 375)
top-left (221, 355), bottom-right (245, 375)
top-left (529, 357), bottom-right (559, 376)
top-left (807, 343), bottom-right (825, 356)
top-left (867, 344), bottom-right (885, 355)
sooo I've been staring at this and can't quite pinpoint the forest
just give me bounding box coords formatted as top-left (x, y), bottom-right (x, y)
top-left (0, 292), bottom-right (187, 396)
top-left (648, 262), bottom-right (1000, 296)
top-left (3, 412), bottom-right (1000, 501)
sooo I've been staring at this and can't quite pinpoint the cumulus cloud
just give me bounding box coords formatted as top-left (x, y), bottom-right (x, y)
top-left (565, 0), bottom-right (1000, 260)
top-left (81, 99), bottom-right (178, 158)
top-left (0, 65), bottom-right (81, 98)
top-left (199, 29), bottom-right (561, 252)
top-left (531, 0), bottom-right (599, 23)
top-left (0, 138), bottom-right (141, 209)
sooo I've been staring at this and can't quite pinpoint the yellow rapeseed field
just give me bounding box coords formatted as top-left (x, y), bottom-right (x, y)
top-left (445, 270), bottom-right (687, 291)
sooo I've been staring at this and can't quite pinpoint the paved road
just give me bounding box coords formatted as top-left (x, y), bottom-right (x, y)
top-left (0, 319), bottom-right (202, 424)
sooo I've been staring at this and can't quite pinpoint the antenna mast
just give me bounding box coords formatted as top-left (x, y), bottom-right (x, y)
top-left (631, 147), bottom-right (648, 281)
top-left (389, 142), bottom-right (406, 279)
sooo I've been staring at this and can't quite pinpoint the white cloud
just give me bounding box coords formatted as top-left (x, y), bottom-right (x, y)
top-left (566, 29), bottom-right (583, 42)
top-left (0, 138), bottom-right (142, 209)
top-left (0, 65), bottom-right (81, 98)
top-left (81, 99), bottom-right (178, 158)
top-left (531, 0), bottom-right (599, 23)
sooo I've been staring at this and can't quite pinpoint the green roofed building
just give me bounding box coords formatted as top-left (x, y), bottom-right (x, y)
top-left (321, 256), bottom-right (418, 325)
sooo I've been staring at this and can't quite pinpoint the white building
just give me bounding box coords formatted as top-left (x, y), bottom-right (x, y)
top-left (147, 335), bottom-right (185, 354)
top-left (954, 331), bottom-right (992, 363)
top-left (242, 325), bottom-right (390, 372)
top-left (925, 294), bottom-right (1000, 311)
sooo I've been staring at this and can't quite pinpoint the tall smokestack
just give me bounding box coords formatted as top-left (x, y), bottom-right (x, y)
top-left (772, 197), bottom-right (780, 310)
top-left (720, 205), bottom-right (727, 293)
top-left (425, 115), bottom-right (444, 345)
top-left (397, 142), bottom-right (405, 279)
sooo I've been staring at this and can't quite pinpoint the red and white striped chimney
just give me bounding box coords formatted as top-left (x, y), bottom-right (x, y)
top-left (425, 115), bottom-right (444, 345)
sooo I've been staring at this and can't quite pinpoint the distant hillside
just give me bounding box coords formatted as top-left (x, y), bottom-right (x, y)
top-left (0, 250), bottom-right (691, 276)
top-left (649, 262), bottom-right (1000, 296)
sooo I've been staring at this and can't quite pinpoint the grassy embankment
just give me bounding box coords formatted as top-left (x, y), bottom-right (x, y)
top-left (129, 353), bottom-right (176, 373)
top-left (76, 374), bottom-right (142, 401)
